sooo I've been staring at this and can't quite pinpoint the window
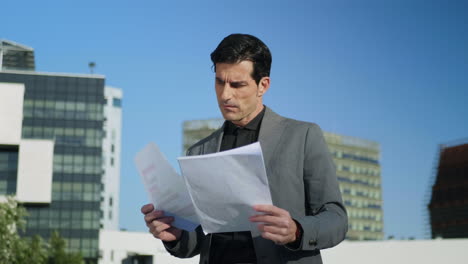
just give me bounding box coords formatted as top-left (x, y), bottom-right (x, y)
top-left (112, 98), bottom-right (122, 108)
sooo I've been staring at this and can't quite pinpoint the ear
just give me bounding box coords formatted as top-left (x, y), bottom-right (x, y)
top-left (257, 77), bottom-right (271, 97)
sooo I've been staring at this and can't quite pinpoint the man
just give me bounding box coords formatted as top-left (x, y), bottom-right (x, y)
top-left (141, 34), bottom-right (347, 264)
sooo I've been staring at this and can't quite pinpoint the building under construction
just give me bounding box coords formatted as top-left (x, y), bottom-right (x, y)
top-left (428, 139), bottom-right (468, 238)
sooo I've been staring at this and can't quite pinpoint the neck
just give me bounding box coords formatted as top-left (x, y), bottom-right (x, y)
top-left (231, 104), bottom-right (264, 127)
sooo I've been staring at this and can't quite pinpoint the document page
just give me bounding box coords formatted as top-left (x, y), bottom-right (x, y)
top-left (178, 142), bottom-right (272, 235)
top-left (135, 142), bottom-right (199, 231)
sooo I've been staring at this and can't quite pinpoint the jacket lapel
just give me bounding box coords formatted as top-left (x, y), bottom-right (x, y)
top-left (258, 106), bottom-right (285, 170)
top-left (202, 124), bottom-right (224, 154)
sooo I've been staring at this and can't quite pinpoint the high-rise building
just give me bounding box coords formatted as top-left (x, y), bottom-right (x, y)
top-left (182, 118), bottom-right (384, 240)
top-left (101, 86), bottom-right (123, 231)
top-left (428, 140), bottom-right (468, 238)
top-left (323, 132), bottom-right (384, 240)
top-left (0, 39), bottom-right (35, 71)
top-left (0, 40), bottom-right (122, 263)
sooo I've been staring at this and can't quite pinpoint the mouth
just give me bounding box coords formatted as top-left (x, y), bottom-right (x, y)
top-left (222, 104), bottom-right (238, 111)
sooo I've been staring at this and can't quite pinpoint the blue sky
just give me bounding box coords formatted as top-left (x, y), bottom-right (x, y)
top-left (3, 0), bottom-right (468, 239)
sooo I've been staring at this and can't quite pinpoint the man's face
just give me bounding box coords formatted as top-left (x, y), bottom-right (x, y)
top-left (215, 61), bottom-right (269, 127)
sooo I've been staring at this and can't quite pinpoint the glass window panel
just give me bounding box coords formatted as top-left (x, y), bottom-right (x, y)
top-left (72, 183), bottom-right (82, 192)
top-left (56, 101), bottom-right (65, 110)
top-left (44, 127), bottom-right (54, 138)
top-left (23, 108), bottom-right (33, 117)
top-left (83, 193), bottom-right (93, 201)
top-left (75, 128), bottom-right (85, 136)
top-left (83, 211), bottom-right (92, 219)
top-left (64, 155), bottom-right (73, 164)
top-left (65, 102), bottom-right (75, 111)
top-left (34, 100), bottom-right (45, 108)
top-left (63, 165), bottom-right (73, 173)
top-left (62, 182), bottom-right (72, 191)
top-left (83, 183), bottom-right (93, 192)
top-left (64, 128), bottom-right (74, 136)
top-left (24, 100), bottom-right (33, 107)
top-left (44, 101), bottom-right (54, 108)
top-left (74, 155), bottom-right (84, 164)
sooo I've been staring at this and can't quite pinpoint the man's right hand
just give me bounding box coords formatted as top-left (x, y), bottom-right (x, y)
top-left (141, 203), bottom-right (182, 242)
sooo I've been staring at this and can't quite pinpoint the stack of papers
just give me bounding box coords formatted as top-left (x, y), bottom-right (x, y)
top-left (135, 142), bottom-right (272, 235)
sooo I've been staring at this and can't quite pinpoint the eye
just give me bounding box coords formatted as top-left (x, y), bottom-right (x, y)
top-left (231, 82), bottom-right (247, 88)
top-left (215, 78), bottom-right (224, 85)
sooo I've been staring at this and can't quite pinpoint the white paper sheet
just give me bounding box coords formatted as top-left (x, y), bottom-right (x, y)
top-left (177, 142), bottom-right (272, 235)
top-left (135, 142), bottom-right (199, 231)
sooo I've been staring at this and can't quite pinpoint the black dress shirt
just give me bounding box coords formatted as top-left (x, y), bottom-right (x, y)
top-left (209, 107), bottom-right (266, 264)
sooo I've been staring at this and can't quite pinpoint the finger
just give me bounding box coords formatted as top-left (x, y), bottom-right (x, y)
top-left (159, 227), bottom-right (180, 241)
top-left (251, 214), bottom-right (291, 229)
top-left (155, 220), bottom-right (178, 234)
top-left (253, 205), bottom-right (287, 216)
top-left (151, 216), bottom-right (175, 227)
top-left (148, 219), bottom-right (170, 233)
top-left (250, 214), bottom-right (280, 224)
top-left (144, 210), bottom-right (165, 223)
top-left (141, 204), bottom-right (154, 214)
top-left (259, 223), bottom-right (290, 236)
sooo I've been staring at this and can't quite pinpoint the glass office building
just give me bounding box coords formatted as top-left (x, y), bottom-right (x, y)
top-left (0, 39), bottom-right (35, 71)
top-left (0, 71), bottom-right (105, 262)
top-left (182, 118), bottom-right (384, 241)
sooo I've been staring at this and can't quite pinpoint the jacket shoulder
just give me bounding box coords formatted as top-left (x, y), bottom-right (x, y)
top-left (186, 127), bottom-right (223, 156)
top-left (281, 115), bottom-right (322, 132)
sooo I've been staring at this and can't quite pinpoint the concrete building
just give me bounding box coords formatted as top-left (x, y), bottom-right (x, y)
top-left (101, 86), bottom-right (123, 231)
top-left (182, 118), bottom-right (384, 240)
top-left (98, 229), bottom-right (468, 264)
top-left (0, 40), bottom-right (123, 263)
top-left (428, 139), bottom-right (468, 238)
top-left (323, 132), bottom-right (383, 240)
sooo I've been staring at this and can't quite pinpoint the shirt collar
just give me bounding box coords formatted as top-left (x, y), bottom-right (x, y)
top-left (224, 106), bottom-right (266, 133)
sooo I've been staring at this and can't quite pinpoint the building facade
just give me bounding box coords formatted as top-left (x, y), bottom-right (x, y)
top-left (323, 132), bottom-right (384, 240)
top-left (0, 40), bottom-right (123, 263)
top-left (182, 118), bottom-right (384, 240)
top-left (101, 86), bottom-right (123, 231)
top-left (428, 140), bottom-right (468, 238)
top-left (0, 39), bottom-right (35, 71)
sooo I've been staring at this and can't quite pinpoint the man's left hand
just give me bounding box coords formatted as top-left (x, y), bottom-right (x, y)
top-left (250, 204), bottom-right (298, 245)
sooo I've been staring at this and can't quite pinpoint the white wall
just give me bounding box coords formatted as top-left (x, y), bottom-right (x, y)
top-left (16, 139), bottom-right (54, 203)
top-left (321, 239), bottom-right (468, 264)
top-left (101, 86), bottom-right (123, 230)
top-left (99, 231), bottom-right (468, 264)
top-left (99, 230), bottom-right (199, 264)
top-left (0, 82), bottom-right (24, 145)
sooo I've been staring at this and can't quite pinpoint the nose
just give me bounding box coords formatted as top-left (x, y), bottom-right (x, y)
top-left (220, 84), bottom-right (233, 102)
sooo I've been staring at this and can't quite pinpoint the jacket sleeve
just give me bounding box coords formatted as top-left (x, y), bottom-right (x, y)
top-left (292, 124), bottom-right (348, 251)
top-left (163, 225), bottom-right (207, 258)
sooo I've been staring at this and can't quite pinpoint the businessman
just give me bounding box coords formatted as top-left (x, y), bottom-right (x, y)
top-left (141, 33), bottom-right (347, 264)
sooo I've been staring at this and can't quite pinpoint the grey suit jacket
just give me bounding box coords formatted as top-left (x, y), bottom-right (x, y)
top-left (165, 106), bottom-right (347, 264)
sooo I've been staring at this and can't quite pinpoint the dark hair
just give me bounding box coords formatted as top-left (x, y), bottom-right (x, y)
top-left (210, 34), bottom-right (272, 84)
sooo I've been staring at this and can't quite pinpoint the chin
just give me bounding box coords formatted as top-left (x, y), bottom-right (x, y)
top-left (221, 111), bottom-right (237, 121)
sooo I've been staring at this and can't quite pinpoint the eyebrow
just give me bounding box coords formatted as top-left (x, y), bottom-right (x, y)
top-left (215, 77), bottom-right (249, 85)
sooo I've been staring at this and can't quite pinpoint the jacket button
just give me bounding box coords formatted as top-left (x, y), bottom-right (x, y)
top-left (309, 240), bottom-right (317, 246)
